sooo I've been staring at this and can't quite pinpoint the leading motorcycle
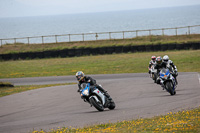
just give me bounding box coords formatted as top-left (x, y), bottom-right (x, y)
top-left (79, 83), bottom-right (115, 111)
top-left (159, 68), bottom-right (177, 95)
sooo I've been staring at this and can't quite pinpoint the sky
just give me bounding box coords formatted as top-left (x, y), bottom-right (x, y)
top-left (0, 0), bottom-right (200, 18)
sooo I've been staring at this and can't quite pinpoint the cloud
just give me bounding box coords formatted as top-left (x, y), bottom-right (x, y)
top-left (1, 0), bottom-right (200, 17)
top-left (15, 0), bottom-right (133, 7)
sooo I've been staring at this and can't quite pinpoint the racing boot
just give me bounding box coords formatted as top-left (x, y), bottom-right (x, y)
top-left (175, 77), bottom-right (178, 85)
top-left (161, 84), bottom-right (165, 90)
top-left (104, 91), bottom-right (112, 100)
top-left (156, 77), bottom-right (160, 84)
top-left (160, 80), bottom-right (165, 90)
top-left (173, 71), bottom-right (178, 85)
top-left (96, 85), bottom-right (113, 100)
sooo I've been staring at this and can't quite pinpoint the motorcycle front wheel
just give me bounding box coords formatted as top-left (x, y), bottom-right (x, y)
top-left (89, 97), bottom-right (104, 111)
top-left (166, 81), bottom-right (175, 95)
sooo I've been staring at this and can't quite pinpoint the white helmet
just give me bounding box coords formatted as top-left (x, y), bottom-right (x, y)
top-left (163, 55), bottom-right (169, 62)
top-left (151, 56), bottom-right (156, 61)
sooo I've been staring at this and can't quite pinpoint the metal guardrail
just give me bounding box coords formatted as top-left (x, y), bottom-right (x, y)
top-left (0, 25), bottom-right (200, 46)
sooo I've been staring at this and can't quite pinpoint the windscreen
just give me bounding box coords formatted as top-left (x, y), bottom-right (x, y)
top-left (81, 83), bottom-right (87, 89)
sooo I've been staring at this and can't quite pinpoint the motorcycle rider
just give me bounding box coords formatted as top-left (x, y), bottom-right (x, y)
top-left (155, 56), bottom-right (166, 70)
top-left (76, 71), bottom-right (112, 99)
top-left (163, 55), bottom-right (178, 84)
top-left (148, 56), bottom-right (156, 74)
top-left (154, 56), bottom-right (167, 89)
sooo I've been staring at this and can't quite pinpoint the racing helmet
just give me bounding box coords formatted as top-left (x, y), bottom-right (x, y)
top-left (151, 56), bottom-right (156, 61)
top-left (76, 71), bottom-right (85, 81)
top-left (163, 55), bottom-right (169, 62)
top-left (156, 56), bottom-right (162, 64)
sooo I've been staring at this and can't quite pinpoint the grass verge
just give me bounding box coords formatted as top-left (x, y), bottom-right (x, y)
top-left (0, 82), bottom-right (76, 97)
top-left (0, 50), bottom-right (200, 78)
top-left (32, 107), bottom-right (200, 133)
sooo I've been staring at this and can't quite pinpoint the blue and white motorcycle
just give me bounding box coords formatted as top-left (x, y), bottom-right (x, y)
top-left (159, 68), bottom-right (177, 95)
top-left (80, 83), bottom-right (115, 111)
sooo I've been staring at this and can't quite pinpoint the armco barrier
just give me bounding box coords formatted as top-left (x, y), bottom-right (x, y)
top-left (160, 44), bottom-right (168, 51)
top-left (145, 45), bottom-right (154, 52)
top-left (0, 42), bottom-right (199, 60)
top-left (192, 43), bottom-right (200, 49)
top-left (168, 43), bottom-right (176, 50)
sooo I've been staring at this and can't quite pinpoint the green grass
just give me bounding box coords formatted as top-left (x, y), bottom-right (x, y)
top-left (0, 50), bottom-right (200, 78)
top-left (0, 83), bottom-right (76, 97)
top-left (1, 34), bottom-right (200, 54)
top-left (33, 107), bottom-right (200, 133)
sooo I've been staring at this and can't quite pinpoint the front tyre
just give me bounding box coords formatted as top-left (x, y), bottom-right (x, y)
top-left (166, 81), bottom-right (175, 95)
top-left (89, 97), bottom-right (104, 111)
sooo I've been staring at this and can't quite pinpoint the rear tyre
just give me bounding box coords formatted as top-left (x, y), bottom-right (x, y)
top-left (153, 74), bottom-right (157, 83)
top-left (108, 101), bottom-right (116, 110)
top-left (89, 97), bottom-right (104, 111)
top-left (174, 90), bottom-right (176, 95)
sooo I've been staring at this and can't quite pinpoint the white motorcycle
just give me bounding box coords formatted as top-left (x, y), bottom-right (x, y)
top-left (79, 83), bottom-right (115, 111)
top-left (149, 64), bottom-right (157, 83)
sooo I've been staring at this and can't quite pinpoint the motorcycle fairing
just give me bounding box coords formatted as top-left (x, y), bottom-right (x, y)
top-left (92, 89), bottom-right (106, 105)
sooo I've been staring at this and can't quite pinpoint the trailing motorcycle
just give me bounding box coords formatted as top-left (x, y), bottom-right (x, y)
top-left (159, 68), bottom-right (177, 95)
top-left (149, 64), bottom-right (157, 83)
top-left (79, 83), bottom-right (115, 111)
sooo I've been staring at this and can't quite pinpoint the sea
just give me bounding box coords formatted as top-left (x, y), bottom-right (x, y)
top-left (0, 5), bottom-right (200, 44)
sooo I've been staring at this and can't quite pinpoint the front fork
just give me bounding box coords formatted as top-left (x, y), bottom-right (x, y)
top-left (160, 79), bottom-right (165, 89)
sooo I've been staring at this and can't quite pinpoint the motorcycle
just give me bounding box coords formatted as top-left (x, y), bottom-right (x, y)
top-left (79, 83), bottom-right (115, 111)
top-left (149, 64), bottom-right (157, 83)
top-left (159, 68), bottom-right (177, 95)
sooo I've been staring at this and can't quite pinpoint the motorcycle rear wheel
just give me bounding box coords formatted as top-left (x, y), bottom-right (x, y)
top-left (89, 97), bottom-right (104, 111)
top-left (108, 101), bottom-right (116, 110)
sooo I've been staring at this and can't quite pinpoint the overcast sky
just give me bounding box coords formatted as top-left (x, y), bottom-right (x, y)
top-left (0, 0), bottom-right (200, 18)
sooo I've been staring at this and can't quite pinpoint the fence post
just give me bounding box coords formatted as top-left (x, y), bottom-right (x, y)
top-left (123, 31), bottom-right (125, 39)
top-left (95, 33), bottom-right (98, 40)
top-left (14, 38), bottom-right (16, 44)
top-left (82, 33), bottom-right (84, 41)
top-left (55, 35), bottom-right (58, 43)
top-left (175, 28), bottom-right (178, 36)
top-left (162, 29), bottom-right (164, 36)
top-left (188, 26), bottom-right (190, 35)
top-left (136, 30), bottom-right (138, 37)
top-left (109, 32), bottom-right (111, 40)
top-left (27, 37), bottom-right (30, 44)
top-left (42, 36), bottom-right (44, 44)
top-left (149, 30), bottom-right (151, 36)
top-left (69, 34), bottom-right (71, 42)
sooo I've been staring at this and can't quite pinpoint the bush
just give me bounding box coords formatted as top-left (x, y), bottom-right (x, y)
top-left (0, 82), bottom-right (14, 87)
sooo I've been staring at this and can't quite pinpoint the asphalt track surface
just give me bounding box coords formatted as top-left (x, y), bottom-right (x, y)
top-left (0, 73), bottom-right (200, 133)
